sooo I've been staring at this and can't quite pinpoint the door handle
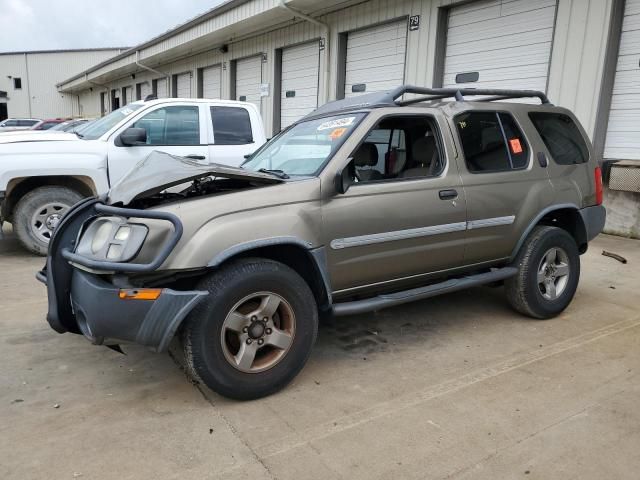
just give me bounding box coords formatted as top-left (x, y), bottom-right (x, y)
top-left (537, 152), bottom-right (548, 168)
top-left (439, 189), bottom-right (458, 200)
top-left (184, 154), bottom-right (205, 160)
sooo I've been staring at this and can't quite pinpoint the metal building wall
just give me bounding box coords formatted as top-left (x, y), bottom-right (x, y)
top-left (0, 49), bottom-right (124, 119)
top-left (66, 0), bottom-right (614, 140)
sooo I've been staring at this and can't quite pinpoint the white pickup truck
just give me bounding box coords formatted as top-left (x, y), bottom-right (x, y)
top-left (0, 98), bottom-right (266, 254)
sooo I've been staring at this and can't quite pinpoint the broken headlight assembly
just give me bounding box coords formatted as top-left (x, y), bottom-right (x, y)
top-left (75, 217), bottom-right (149, 262)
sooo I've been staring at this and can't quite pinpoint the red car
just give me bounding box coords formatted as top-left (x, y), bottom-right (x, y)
top-left (30, 118), bottom-right (72, 130)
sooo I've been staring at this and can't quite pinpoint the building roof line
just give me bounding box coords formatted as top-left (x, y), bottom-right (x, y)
top-left (0, 47), bottom-right (129, 56)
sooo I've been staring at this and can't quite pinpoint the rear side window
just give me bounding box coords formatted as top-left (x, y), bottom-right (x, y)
top-left (211, 106), bottom-right (253, 145)
top-left (455, 112), bottom-right (529, 173)
top-left (529, 112), bottom-right (588, 165)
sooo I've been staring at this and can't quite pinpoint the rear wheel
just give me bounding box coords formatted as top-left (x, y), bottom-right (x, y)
top-left (13, 186), bottom-right (84, 255)
top-left (505, 226), bottom-right (580, 319)
top-left (182, 258), bottom-right (318, 400)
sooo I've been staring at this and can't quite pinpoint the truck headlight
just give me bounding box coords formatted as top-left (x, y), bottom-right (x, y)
top-left (76, 217), bottom-right (148, 263)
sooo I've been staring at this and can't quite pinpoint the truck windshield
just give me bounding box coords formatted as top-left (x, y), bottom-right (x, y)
top-left (242, 113), bottom-right (365, 176)
top-left (79, 104), bottom-right (143, 140)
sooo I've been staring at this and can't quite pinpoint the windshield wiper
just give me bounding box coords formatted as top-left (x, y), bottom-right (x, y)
top-left (74, 130), bottom-right (85, 139)
top-left (258, 168), bottom-right (289, 179)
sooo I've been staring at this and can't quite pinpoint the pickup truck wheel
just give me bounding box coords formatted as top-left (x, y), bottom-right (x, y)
top-left (505, 226), bottom-right (580, 319)
top-left (13, 186), bottom-right (84, 256)
top-left (182, 258), bottom-right (318, 400)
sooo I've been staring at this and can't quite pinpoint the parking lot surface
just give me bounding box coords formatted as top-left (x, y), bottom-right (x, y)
top-left (1, 225), bottom-right (639, 480)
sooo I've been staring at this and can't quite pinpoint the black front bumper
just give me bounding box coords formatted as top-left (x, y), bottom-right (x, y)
top-left (39, 198), bottom-right (207, 352)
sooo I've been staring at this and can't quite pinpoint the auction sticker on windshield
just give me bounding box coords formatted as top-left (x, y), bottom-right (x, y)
top-left (317, 117), bottom-right (355, 131)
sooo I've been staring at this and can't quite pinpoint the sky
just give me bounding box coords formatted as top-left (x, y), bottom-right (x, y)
top-left (0, 0), bottom-right (225, 52)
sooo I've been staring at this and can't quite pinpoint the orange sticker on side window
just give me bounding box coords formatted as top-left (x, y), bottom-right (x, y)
top-left (509, 138), bottom-right (523, 154)
top-left (329, 127), bottom-right (347, 140)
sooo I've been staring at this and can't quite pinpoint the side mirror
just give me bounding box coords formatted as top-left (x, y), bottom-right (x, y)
top-left (118, 127), bottom-right (147, 146)
top-left (335, 161), bottom-right (354, 194)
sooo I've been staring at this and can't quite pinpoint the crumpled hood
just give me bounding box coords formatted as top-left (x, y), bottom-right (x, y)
top-left (107, 150), bottom-right (284, 205)
top-left (0, 131), bottom-right (78, 144)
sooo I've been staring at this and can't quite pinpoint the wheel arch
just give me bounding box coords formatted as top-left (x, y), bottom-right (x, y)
top-left (208, 238), bottom-right (332, 311)
top-left (3, 176), bottom-right (96, 221)
top-left (510, 204), bottom-right (588, 261)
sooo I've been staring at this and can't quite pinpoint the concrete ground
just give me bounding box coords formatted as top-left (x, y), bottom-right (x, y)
top-left (1, 225), bottom-right (639, 480)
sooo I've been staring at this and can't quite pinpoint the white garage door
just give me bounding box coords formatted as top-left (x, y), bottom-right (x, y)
top-left (155, 78), bottom-right (168, 98)
top-left (443, 0), bottom-right (557, 92)
top-left (344, 20), bottom-right (407, 98)
top-left (202, 65), bottom-right (222, 99)
top-left (281, 42), bottom-right (320, 129)
top-left (235, 56), bottom-right (262, 110)
top-left (139, 81), bottom-right (151, 100)
top-left (176, 72), bottom-right (191, 98)
top-left (604, 0), bottom-right (640, 160)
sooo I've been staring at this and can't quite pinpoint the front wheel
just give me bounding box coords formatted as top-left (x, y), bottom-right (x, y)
top-left (505, 226), bottom-right (580, 319)
top-left (182, 258), bottom-right (318, 400)
top-left (13, 186), bottom-right (84, 255)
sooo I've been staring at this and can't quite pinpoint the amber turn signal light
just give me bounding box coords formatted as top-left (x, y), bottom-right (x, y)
top-left (118, 289), bottom-right (162, 300)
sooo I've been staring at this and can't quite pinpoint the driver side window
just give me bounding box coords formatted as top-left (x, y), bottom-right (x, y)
top-left (132, 105), bottom-right (200, 145)
top-left (349, 116), bottom-right (444, 184)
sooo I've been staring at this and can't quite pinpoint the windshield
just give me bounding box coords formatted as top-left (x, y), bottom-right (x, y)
top-left (79, 104), bottom-right (143, 140)
top-left (242, 113), bottom-right (365, 176)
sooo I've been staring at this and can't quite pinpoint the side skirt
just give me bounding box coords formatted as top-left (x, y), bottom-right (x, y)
top-left (331, 267), bottom-right (518, 317)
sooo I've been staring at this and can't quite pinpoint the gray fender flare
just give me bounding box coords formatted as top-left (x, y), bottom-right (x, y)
top-left (208, 236), bottom-right (333, 306)
top-left (509, 203), bottom-right (586, 261)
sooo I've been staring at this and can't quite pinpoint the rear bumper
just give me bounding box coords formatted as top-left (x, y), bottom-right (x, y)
top-left (580, 204), bottom-right (606, 242)
top-left (70, 270), bottom-right (206, 352)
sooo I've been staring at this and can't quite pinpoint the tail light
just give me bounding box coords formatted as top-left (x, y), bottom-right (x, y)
top-left (595, 166), bottom-right (603, 205)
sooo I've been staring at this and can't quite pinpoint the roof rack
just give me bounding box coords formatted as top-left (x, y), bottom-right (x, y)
top-left (392, 86), bottom-right (551, 106)
top-left (303, 85), bottom-right (551, 120)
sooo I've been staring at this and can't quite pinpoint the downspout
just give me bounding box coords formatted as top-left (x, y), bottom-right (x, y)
top-left (279, 0), bottom-right (330, 104)
top-left (135, 50), bottom-right (171, 97)
top-left (23, 53), bottom-right (33, 117)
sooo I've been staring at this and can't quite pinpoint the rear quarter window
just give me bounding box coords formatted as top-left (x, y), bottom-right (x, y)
top-left (528, 112), bottom-right (589, 165)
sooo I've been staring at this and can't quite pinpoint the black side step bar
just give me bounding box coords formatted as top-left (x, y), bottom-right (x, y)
top-left (332, 267), bottom-right (518, 317)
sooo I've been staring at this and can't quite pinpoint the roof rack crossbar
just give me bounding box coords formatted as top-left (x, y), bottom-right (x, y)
top-left (390, 85), bottom-right (551, 105)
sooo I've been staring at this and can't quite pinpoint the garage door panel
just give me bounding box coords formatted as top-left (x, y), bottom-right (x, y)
top-left (448, 10), bottom-right (555, 45)
top-left (202, 65), bottom-right (221, 99)
top-left (235, 56), bottom-right (262, 110)
top-left (155, 78), bottom-right (168, 98)
top-left (444, 0), bottom-right (556, 94)
top-left (445, 44), bottom-right (551, 72)
top-left (280, 42), bottom-right (319, 129)
top-left (604, 0), bottom-right (640, 159)
top-left (176, 73), bottom-right (191, 98)
top-left (344, 20), bottom-right (407, 98)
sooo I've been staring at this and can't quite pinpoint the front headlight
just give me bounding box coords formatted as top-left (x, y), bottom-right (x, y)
top-left (76, 217), bottom-right (149, 263)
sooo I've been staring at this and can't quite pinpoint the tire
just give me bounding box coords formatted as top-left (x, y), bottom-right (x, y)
top-left (505, 226), bottom-right (580, 319)
top-left (182, 258), bottom-right (318, 400)
top-left (13, 186), bottom-right (84, 256)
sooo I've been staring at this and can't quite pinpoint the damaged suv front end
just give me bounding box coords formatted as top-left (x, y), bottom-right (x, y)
top-left (38, 151), bottom-right (286, 352)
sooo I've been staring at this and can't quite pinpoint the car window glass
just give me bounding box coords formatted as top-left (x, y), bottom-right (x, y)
top-left (528, 112), bottom-right (588, 165)
top-left (3, 120), bottom-right (18, 126)
top-left (456, 111), bottom-right (528, 173)
top-left (349, 116), bottom-right (443, 184)
top-left (133, 105), bottom-right (200, 145)
top-left (38, 122), bottom-right (59, 130)
top-left (211, 106), bottom-right (253, 145)
top-left (18, 120), bottom-right (39, 127)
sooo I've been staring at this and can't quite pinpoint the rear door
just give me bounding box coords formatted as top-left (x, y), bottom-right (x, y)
top-left (106, 103), bottom-right (209, 185)
top-left (207, 104), bottom-right (260, 166)
top-left (452, 108), bottom-right (554, 264)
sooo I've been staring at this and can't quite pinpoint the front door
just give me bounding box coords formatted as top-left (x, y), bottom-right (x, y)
top-left (106, 103), bottom-right (209, 186)
top-left (323, 113), bottom-right (467, 294)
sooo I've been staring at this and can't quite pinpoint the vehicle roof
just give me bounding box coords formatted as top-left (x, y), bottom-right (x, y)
top-left (133, 98), bottom-right (258, 108)
top-left (301, 85), bottom-right (555, 121)
top-left (1, 118), bottom-right (41, 121)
